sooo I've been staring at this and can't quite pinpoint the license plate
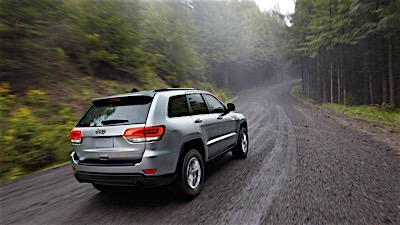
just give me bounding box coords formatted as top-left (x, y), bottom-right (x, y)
top-left (95, 138), bottom-right (114, 148)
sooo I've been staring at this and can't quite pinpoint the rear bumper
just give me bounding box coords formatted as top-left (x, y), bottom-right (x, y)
top-left (74, 171), bottom-right (176, 187)
top-left (70, 150), bottom-right (178, 187)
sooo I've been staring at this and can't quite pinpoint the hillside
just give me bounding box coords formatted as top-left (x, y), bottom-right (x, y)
top-left (0, 0), bottom-right (290, 180)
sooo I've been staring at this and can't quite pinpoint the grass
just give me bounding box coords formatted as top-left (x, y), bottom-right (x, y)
top-left (322, 103), bottom-right (400, 127)
top-left (290, 84), bottom-right (316, 104)
top-left (290, 84), bottom-right (400, 127)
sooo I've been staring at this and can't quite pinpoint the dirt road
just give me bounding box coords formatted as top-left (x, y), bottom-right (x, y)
top-left (1, 81), bottom-right (399, 224)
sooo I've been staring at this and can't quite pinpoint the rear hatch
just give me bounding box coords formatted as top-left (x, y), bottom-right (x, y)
top-left (71, 95), bottom-right (153, 166)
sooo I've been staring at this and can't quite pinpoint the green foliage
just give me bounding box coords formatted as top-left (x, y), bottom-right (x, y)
top-left (0, 82), bottom-right (16, 118)
top-left (0, 87), bottom-right (75, 181)
top-left (6, 107), bottom-right (56, 171)
top-left (291, 84), bottom-right (316, 104)
top-left (289, 0), bottom-right (400, 106)
top-left (323, 103), bottom-right (400, 126)
top-left (137, 66), bottom-right (169, 90)
top-left (290, 84), bottom-right (302, 96)
top-left (0, 0), bottom-right (63, 77)
top-left (99, 80), bottom-right (132, 95)
top-left (344, 94), bottom-right (357, 106)
top-left (199, 82), bottom-right (233, 104)
top-left (55, 47), bottom-right (66, 59)
top-left (44, 107), bottom-right (76, 161)
top-left (26, 89), bottom-right (47, 105)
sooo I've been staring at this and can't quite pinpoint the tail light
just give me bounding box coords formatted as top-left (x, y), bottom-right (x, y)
top-left (123, 126), bottom-right (165, 143)
top-left (70, 130), bottom-right (82, 144)
top-left (143, 169), bottom-right (157, 175)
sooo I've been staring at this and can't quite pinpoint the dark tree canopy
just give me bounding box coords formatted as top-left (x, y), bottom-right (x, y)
top-left (288, 0), bottom-right (400, 106)
top-left (0, 0), bottom-right (290, 92)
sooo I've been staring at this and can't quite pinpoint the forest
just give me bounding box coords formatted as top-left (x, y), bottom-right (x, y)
top-left (0, 0), bottom-right (289, 92)
top-left (0, 0), bottom-right (289, 180)
top-left (289, 0), bottom-right (400, 106)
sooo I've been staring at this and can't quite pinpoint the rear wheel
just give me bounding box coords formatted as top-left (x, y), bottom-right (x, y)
top-left (172, 149), bottom-right (204, 200)
top-left (232, 127), bottom-right (248, 159)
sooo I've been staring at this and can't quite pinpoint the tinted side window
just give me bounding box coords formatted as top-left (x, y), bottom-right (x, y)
top-left (168, 95), bottom-right (190, 118)
top-left (203, 94), bottom-right (225, 113)
top-left (187, 94), bottom-right (209, 115)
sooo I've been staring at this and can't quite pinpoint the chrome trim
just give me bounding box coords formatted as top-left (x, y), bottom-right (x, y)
top-left (207, 132), bottom-right (236, 146)
top-left (70, 151), bottom-right (79, 164)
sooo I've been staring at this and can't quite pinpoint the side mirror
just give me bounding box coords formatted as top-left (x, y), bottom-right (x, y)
top-left (227, 103), bottom-right (235, 112)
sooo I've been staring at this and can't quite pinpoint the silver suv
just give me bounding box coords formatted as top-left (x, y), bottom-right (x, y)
top-left (70, 88), bottom-right (248, 199)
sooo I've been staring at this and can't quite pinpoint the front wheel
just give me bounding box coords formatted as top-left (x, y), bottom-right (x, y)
top-left (232, 127), bottom-right (248, 159)
top-left (172, 149), bottom-right (204, 200)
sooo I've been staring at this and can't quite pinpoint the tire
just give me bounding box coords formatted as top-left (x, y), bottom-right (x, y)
top-left (232, 127), bottom-right (248, 159)
top-left (172, 149), bottom-right (204, 200)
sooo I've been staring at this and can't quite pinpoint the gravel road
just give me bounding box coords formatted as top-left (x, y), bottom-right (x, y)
top-left (1, 81), bottom-right (399, 224)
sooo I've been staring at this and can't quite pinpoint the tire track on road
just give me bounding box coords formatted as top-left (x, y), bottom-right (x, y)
top-left (217, 103), bottom-right (297, 224)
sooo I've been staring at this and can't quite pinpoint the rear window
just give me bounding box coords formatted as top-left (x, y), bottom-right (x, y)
top-left (168, 95), bottom-right (190, 118)
top-left (76, 96), bottom-right (152, 127)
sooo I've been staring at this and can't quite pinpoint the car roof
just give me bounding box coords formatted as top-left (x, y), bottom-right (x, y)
top-left (91, 88), bottom-right (212, 103)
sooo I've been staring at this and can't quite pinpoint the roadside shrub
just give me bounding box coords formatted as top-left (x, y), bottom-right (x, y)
top-left (344, 94), bottom-right (356, 106)
top-left (6, 107), bottom-right (57, 171)
top-left (0, 82), bottom-right (16, 118)
top-left (99, 80), bottom-right (131, 94)
top-left (43, 106), bottom-right (76, 161)
top-left (138, 66), bottom-right (169, 90)
top-left (290, 84), bottom-right (302, 96)
top-left (26, 89), bottom-right (47, 105)
top-left (0, 82), bottom-right (16, 179)
top-left (25, 89), bottom-right (51, 118)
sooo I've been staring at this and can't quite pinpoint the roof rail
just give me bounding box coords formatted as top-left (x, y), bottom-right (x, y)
top-left (153, 88), bottom-right (196, 92)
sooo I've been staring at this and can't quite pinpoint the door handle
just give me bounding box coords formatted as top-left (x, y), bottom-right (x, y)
top-left (194, 118), bottom-right (203, 123)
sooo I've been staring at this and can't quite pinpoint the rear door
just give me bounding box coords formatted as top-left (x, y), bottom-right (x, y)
top-left (186, 94), bottom-right (220, 159)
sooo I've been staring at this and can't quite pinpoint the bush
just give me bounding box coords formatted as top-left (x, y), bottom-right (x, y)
top-left (6, 107), bottom-right (56, 171)
top-left (0, 82), bottom-right (16, 118)
top-left (138, 66), bottom-right (169, 90)
top-left (344, 94), bottom-right (357, 106)
top-left (290, 84), bottom-right (302, 96)
top-left (0, 87), bottom-right (73, 180)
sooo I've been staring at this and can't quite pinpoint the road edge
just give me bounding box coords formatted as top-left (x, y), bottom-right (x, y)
top-left (289, 84), bottom-right (400, 158)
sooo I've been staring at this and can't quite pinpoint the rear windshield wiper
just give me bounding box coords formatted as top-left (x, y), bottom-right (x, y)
top-left (101, 119), bottom-right (129, 125)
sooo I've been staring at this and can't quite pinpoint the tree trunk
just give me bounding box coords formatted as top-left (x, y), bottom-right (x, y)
top-left (336, 46), bottom-right (341, 104)
top-left (224, 62), bottom-right (229, 88)
top-left (301, 57), bottom-right (304, 93)
top-left (369, 72), bottom-right (373, 104)
top-left (341, 44), bottom-right (345, 104)
top-left (322, 49), bottom-right (327, 102)
top-left (306, 57), bottom-right (310, 97)
top-left (382, 63), bottom-right (388, 104)
top-left (387, 37), bottom-right (395, 106)
top-left (330, 54), bottom-right (334, 103)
